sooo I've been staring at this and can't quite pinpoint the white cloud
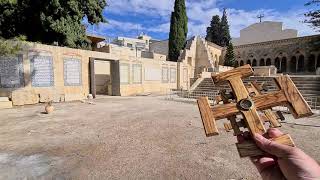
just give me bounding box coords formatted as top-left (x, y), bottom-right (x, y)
top-left (96, 0), bottom-right (319, 39)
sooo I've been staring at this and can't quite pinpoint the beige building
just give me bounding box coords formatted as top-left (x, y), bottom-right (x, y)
top-left (232, 21), bottom-right (298, 46)
top-left (113, 34), bottom-right (152, 51)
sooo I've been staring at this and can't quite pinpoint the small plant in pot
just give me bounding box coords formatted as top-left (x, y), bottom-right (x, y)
top-left (45, 101), bottom-right (54, 114)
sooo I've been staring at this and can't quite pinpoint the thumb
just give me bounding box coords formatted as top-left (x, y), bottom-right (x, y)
top-left (254, 133), bottom-right (294, 157)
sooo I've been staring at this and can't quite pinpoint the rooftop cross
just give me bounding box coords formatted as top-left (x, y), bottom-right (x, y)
top-left (257, 14), bottom-right (265, 23)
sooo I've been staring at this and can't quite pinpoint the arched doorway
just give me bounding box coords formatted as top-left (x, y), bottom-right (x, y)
top-left (297, 55), bottom-right (304, 72)
top-left (290, 56), bottom-right (297, 73)
top-left (308, 54), bottom-right (316, 72)
top-left (247, 60), bottom-right (251, 65)
top-left (266, 58), bottom-right (271, 66)
top-left (275, 57), bottom-right (280, 72)
top-left (281, 57), bottom-right (287, 72)
top-left (252, 59), bottom-right (257, 66)
top-left (240, 60), bottom-right (244, 66)
top-left (234, 61), bottom-right (239, 68)
top-left (260, 59), bottom-right (265, 66)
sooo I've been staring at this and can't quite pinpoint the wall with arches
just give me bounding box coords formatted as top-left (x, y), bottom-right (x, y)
top-left (232, 34), bottom-right (320, 74)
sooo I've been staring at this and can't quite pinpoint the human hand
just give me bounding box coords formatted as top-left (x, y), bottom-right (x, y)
top-left (238, 128), bottom-right (320, 180)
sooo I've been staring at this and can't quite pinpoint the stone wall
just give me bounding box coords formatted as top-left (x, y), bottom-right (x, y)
top-left (0, 42), bottom-right (193, 105)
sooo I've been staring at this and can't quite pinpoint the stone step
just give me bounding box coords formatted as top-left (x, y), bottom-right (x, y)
top-left (0, 97), bottom-right (9, 102)
top-left (0, 101), bottom-right (13, 109)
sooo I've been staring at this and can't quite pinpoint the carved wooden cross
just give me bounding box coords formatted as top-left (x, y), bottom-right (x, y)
top-left (197, 65), bottom-right (313, 157)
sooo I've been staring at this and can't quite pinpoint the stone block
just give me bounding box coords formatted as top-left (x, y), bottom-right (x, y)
top-left (64, 94), bottom-right (85, 102)
top-left (0, 101), bottom-right (12, 109)
top-left (0, 97), bottom-right (9, 102)
top-left (12, 90), bottom-right (39, 106)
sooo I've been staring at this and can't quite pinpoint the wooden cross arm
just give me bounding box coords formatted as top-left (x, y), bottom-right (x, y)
top-left (211, 75), bottom-right (313, 120)
top-left (212, 64), bottom-right (253, 84)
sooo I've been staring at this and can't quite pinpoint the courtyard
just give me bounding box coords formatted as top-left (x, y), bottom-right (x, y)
top-left (0, 96), bottom-right (319, 180)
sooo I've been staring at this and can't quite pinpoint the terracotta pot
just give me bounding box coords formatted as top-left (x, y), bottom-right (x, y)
top-left (45, 103), bottom-right (54, 114)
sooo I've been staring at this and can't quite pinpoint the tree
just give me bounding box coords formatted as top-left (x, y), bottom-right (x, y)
top-left (205, 15), bottom-right (221, 45)
top-left (0, 36), bottom-right (28, 56)
top-left (224, 42), bottom-right (235, 67)
top-left (220, 8), bottom-right (231, 47)
top-left (168, 0), bottom-right (188, 62)
top-left (305, 0), bottom-right (320, 30)
top-left (0, 0), bottom-right (107, 49)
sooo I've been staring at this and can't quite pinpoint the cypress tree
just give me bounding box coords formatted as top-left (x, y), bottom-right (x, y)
top-left (168, 0), bottom-right (188, 62)
top-left (220, 9), bottom-right (231, 47)
top-left (224, 42), bottom-right (235, 67)
top-left (205, 15), bottom-right (221, 45)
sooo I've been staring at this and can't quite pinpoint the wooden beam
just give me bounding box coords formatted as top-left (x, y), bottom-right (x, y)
top-left (212, 65), bottom-right (253, 84)
top-left (197, 97), bottom-right (219, 136)
top-left (236, 134), bottom-right (295, 157)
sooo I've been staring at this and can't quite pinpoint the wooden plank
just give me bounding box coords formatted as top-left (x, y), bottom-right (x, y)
top-left (236, 134), bottom-right (295, 157)
top-left (220, 91), bottom-right (242, 136)
top-left (228, 78), bottom-right (266, 135)
top-left (197, 97), bottom-right (219, 136)
top-left (211, 91), bottom-right (287, 120)
top-left (212, 65), bottom-right (254, 84)
top-left (264, 109), bottom-right (281, 127)
top-left (274, 75), bottom-right (313, 118)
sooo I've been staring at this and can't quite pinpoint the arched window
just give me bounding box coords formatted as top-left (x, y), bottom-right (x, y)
top-left (240, 60), bottom-right (244, 66)
top-left (281, 57), bottom-right (287, 72)
top-left (234, 61), bottom-right (239, 68)
top-left (252, 59), bottom-right (257, 66)
top-left (260, 59), bottom-right (265, 66)
top-left (266, 58), bottom-right (271, 66)
top-left (298, 55), bottom-right (304, 72)
top-left (308, 54), bottom-right (316, 72)
top-left (290, 56), bottom-right (297, 73)
top-left (275, 57), bottom-right (281, 72)
top-left (247, 60), bottom-right (251, 65)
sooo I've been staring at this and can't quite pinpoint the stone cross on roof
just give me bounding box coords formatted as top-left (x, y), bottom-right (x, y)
top-left (257, 14), bottom-right (265, 23)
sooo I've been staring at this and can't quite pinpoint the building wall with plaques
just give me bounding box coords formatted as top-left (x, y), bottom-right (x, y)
top-left (0, 41), bottom-right (194, 105)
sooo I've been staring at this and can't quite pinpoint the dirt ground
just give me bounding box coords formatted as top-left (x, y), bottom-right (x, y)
top-left (0, 96), bottom-right (319, 180)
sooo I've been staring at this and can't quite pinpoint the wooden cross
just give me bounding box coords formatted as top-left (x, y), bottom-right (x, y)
top-left (197, 65), bottom-right (313, 157)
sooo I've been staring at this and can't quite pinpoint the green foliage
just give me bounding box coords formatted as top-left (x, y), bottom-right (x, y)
top-left (0, 0), bottom-right (107, 49)
top-left (205, 15), bottom-right (221, 45)
top-left (220, 9), bottom-right (231, 47)
top-left (0, 35), bottom-right (27, 56)
top-left (205, 9), bottom-right (231, 47)
top-left (224, 42), bottom-right (235, 67)
top-left (305, 0), bottom-right (320, 29)
top-left (168, 0), bottom-right (188, 62)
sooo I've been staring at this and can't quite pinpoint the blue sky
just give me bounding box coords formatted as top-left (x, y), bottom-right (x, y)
top-left (86, 0), bottom-right (319, 40)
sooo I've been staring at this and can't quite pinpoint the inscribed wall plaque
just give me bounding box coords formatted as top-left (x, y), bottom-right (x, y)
top-left (64, 58), bottom-right (82, 86)
top-left (170, 68), bottom-right (176, 83)
top-left (30, 55), bottom-right (54, 87)
top-left (132, 64), bottom-right (142, 84)
top-left (120, 63), bottom-right (130, 84)
top-left (162, 67), bottom-right (169, 83)
top-left (0, 55), bottom-right (24, 88)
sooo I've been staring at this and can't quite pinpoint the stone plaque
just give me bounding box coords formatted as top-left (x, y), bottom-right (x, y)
top-left (162, 67), bottom-right (169, 83)
top-left (120, 63), bottom-right (130, 84)
top-left (170, 68), bottom-right (176, 83)
top-left (132, 64), bottom-right (142, 84)
top-left (64, 58), bottom-right (82, 86)
top-left (0, 55), bottom-right (24, 88)
top-left (31, 55), bottom-right (54, 87)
